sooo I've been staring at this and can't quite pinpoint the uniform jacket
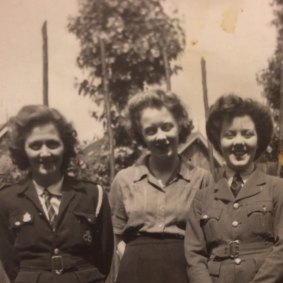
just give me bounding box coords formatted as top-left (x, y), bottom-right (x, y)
top-left (185, 168), bottom-right (283, 283)
top-left (0, 176), bottom-right (113, 283)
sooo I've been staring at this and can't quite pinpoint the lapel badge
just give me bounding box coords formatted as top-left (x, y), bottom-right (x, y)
top-left (22, 212), bottom-right (32, 223)
top-left (83, 230), bottom-right (93, 243)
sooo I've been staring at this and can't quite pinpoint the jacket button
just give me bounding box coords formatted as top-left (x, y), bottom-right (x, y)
top-left (54, 248), bottom-right (60, 255)
top-left (233, 203), bottom-right (239, 209)
top-left (232, 221), bottom-right (239, 227)
top-left (234, 258), bottom-right (242, 265)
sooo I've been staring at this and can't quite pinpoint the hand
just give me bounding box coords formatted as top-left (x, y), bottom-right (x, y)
top-left (116, 240), bottom-right (126, 259)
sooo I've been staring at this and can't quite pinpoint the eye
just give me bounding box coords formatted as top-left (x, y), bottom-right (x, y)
top-left (222, 131), bottom-right (235, 139)
top-left (161, 123), bottom-right (174, 132)
top-left (143, 126), bottom-right (157, 136)
top-left (46, 140), bottom-right (62, 149)
top-left (28, 142), bottom-right (42, 150)
top-left (242, 130), bottom-right (255, 138)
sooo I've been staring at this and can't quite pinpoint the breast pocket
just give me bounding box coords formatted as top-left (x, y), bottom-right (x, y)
top-left (73, 211), bottom-right (97, 246)
top-left (246, 202), bottom-right (274, 236)
top-left (200, 208), bottom-right (223, 243)
top-left (9, 212), bottom-right (34, 248)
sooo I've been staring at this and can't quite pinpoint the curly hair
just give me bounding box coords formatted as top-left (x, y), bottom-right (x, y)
top-left (9, 105), bottom-right (78, 171)
top-left (206, 94), bottom-right (273, 160)
top-left (127, 89), bottom-right (193, 147)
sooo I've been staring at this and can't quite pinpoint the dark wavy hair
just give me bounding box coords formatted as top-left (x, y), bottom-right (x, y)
top-left (206, 94), bottom-right (273, 160)
top-left (9, 105), bottom-right (78, 171)
top-left (127, 89), bottom-right (193, 147)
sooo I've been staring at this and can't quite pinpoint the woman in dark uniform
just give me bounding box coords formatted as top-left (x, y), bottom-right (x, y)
top-left (185, 94), bottom-right (283, 283)
top-left (110, 89), bottom-right (212, 283)
top-left (0, 105), bottom-right (113, 283)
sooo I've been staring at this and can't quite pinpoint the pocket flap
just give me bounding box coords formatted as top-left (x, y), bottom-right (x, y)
top-left (74, 211), bottom-right (96, 225)
top-left (207, 260), bottom-right (221, 276)
top-left (201, 208), bottom-right (222, 221)
top-left (9, 212), bottom-right (34, 229)
top-left (247, 202), bottom-right (273, 216)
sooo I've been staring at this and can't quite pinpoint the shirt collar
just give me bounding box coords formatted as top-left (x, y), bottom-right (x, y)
top-left (33, 177), bottom-right (64, 196)
top-left (133, 153), bottom-right (192, 183)
top-left (224, 165), bottom-right (255, 184)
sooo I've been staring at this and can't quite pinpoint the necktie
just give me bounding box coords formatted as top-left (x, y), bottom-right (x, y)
top-left (42, 189), bottom-right (58, 228)
top-left (230, 173), bottom-right (243, 197)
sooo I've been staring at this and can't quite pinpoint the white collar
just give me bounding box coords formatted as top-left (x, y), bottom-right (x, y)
top-left (33, 177), bottom-right (64, 196)
top-left (225, 166), bottom-right (255, 184)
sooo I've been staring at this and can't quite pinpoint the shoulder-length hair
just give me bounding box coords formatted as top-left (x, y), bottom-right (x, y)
top-left (9, 105), bottom-right (78, 171)
top-left (206, 94), bottom-right (273, 160)
top-left (127, 89), bottom-right (193, 147)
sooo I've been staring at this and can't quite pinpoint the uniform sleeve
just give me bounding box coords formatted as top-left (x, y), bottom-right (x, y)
top-left (184, 191), bottom-right (213, 283)
top-left (251, 177), bottom-right (283, 283)
top-left (0, 261), bottom-right (11, 283)
top-left (200, 170), bottom-right (214, 189)
top-left (0, 194), bottom-right (18, 281)
top-left (109, 173), bottom-right (127, 235)
top-left (94, 191), bottom-right (114, 277)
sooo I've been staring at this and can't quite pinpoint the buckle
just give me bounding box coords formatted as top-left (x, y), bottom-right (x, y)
top-left (228, 240), bottom-right (240, 258)
top-left (51, 255), bottom-right (64, 275)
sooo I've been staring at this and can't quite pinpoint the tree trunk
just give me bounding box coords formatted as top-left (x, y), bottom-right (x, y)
top-left (42, 21), bottom-right (49, 106)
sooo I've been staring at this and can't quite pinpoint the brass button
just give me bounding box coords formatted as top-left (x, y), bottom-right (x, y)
top-left (202, 214), bottom-right (208, 220)
top-left (234, 258), bottom-right (242, 265)
top-left (15, 221), bottom-right (21, 226)
top-left (54, 248), bottom-right (60, 255)
top-left (232, 221), bottom-right (239, 227)
top-left (233, 203), bottom-right (239, 209)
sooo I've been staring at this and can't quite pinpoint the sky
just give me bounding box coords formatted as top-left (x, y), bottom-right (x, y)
top-left (0, 0), bottom-right (277, 141)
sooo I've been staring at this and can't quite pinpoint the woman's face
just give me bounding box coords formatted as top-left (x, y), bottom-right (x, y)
top-left (140, 106), bottom-right (179, 159)
top-left (220, 115), bottom-right (258, 173)
top-left (24, 122), bottom-right (65, 184)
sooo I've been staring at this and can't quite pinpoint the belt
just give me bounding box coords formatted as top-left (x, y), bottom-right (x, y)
top-left (20, 255), bottom-right (92, 275)
top-left (138, 232), bottom-right (184, 239)
top-left (124, 232), bottom-right (184, 243)
top-left (210, 241), bottom-right (273, 259)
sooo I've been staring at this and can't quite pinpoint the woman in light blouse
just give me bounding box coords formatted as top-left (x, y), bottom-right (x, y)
top-left (185, 94), bottom-right (283, 283)
top-left (110, 89), bottom-right (212, 283)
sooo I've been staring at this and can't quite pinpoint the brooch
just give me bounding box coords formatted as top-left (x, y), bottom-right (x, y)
top-left (83, 230), bottom-right (93, 243)
top-left (22, 212), bottom-right (32, 223)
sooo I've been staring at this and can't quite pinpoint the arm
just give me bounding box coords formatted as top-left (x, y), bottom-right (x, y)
top-left (185, 192), bottom-right (213, 283)
top-left (0, 261), bottom-right (10, 283)
top-left (251, 177), bottom-right (283, 283)
top-left (0, 196), bottom-right (18, 281)
top-left (109, 173), bottom-right (128, 258)
top-left (95, 191), bottom-right (114, 277)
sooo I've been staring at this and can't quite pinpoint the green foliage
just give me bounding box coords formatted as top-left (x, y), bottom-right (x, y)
top-left (68, 0), bottom-right (186, 185)
top-left (68, 139), bottom-right (142, 190)
top-left (68, 0), bottom-right (185, 110)
top-left (257, 0), bottom-right (283, 161)
top-left (0, 136), bottom-right (24, 188)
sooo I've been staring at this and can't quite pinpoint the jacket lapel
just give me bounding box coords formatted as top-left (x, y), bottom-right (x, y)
top-left (19, 178), bottom-right (46, 214)
top-left (236, 168), bottom-right (266, 201)
top-left (214, 178), bottom-right (235, 202)
top-left (56, 177), bottom-right (82, 225)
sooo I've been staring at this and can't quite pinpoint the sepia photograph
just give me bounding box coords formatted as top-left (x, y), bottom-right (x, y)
top-left (1, 0), bottom-right (283, 283)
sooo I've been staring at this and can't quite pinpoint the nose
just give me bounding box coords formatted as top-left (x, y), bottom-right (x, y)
top-left (155, 128), bottom-right (167, 141)
top-left (39, 144), bottom-right (51, 158)
top-left (232, 134), bottom-right (245, 145)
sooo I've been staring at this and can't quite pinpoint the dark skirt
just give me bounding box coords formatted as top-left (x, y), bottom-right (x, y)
top-left (116, 236), bottom-right (188, 283)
